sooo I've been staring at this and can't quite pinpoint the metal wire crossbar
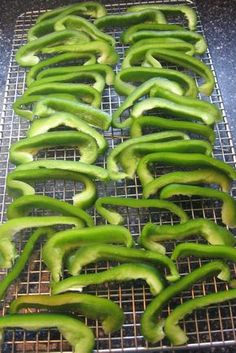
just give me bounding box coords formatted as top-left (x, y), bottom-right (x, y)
top-left (0, 0), bottom-right (236, 352)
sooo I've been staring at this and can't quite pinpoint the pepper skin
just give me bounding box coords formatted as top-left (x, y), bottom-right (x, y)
top-left (7, 195), bottom-right (94, 227)
top-left (42, 225), bottom-right (134, 282)
top-left (95, 197), bottom-right (188, 226)
top-left (10, 131), bottom-right (99, 165)
top-left (130, 116), bottom-right (215, 144)
top-left (67, 244), bottom-right (180, 282)
top-left (0, 313), bottom-right (94, 353)
top-left (10, 293), bottom-right (124, 334)
top-left (139, 219), bottom-right (236, 254)
top-left (141, 261), bottom-right (230, 343)
top-left (52, 263), bottom-right (165, 297)
top-left (27, 112), bottom-right (107, 155)
top-left (160, 184), bottom-right (236, 228)
top-left (165, 288), bottom-right (236, 345)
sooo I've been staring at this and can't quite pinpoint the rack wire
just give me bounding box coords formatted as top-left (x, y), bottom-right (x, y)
top-left (0, 0), bottom-right (236, 352)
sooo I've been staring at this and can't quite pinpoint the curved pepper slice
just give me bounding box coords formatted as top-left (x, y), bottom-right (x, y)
top-left (127, 4), bottom-right (197, 31)
top-left (165, 288), bottom-right (236, 345)
top-left (33, 97), bottom-right (112, 130)
top-left (160, 184), bottom-right (236, 228)
top-left (107, 131), bottom-right (189, 180)
top-left (0, 216), bottom-right (81, 268)
top-left (95, 197), bottom-right (188, 226)
top-left (115, 67), bottom-right (197, 97)
top-left (130, 116), bottom-right (215, 144)
top-left (15, 30), bottom-right (90, 66)
top-left (43, 225), bottom-right (134, 282)
top-left (7, 169), bottom-right (97, 209)
top-left (0, 313), bottom-right (94, 353)
top-left (0, 227), bottom-right (54, 301)
top-left (139, 219), bottom-right (236, 254)
top-left (10, 293), bottom-right (124, 334)
top-left (36, 2), bottom-right (107, 23)
top-left (137, 152), bottom-right (236, 187)
top-left (67, 244), bottom-right (179, 282)
top-left (141, 261), bottom-right (230, 343)
top-left (27, 112), bottom-right (107, 154)
top-left (26, 52), bottom-right (96, 86)
top-left (10, 131), bottom-right (98, 165)
top-left (7, 195), bottom-right (93, 227)
top-left (143, 168), bottom-right (232, 198)
top-left (52, 263), bottom-right (165, 297)
top-left (94, 10), bottom-right (167, 29)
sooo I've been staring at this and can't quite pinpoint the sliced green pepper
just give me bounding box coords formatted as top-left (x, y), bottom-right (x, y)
top-left (10, 293), bottom-right (124, 334)
top-left (107, 131), bottom-right (189, 180)
top-left (160, 183), bottom-right (236, 228)
top-left (52, 263), bottom-right (165, 297)
top-left (10, 131), bottom-right (99, 165)
top-left (7, 195), bottom-right (94, 227)
top-left (7, 169), bottom-right (97, 209)
top-left (33, 97), bottom-right (112, 130)
top-left (127, 4), bottom-right (197, 31)
top-left (27, 112), bottom-right (107, 154)
top-left (130, 116), bottom-right (215, 144)
top-left (0, 313), bottom-right (94, 353)
top-left (165, 288), bottom-right (236, 345)
top-left (67, 244), bottom-right (180, 282)
top-left (95, 196), bottom-right (188, 225)
top-left (141, 260), bottom-right (230, 343)
top-left (43, 225), bottom-right (134, 282)
top-left (140, 219), bottom-right (236, 254)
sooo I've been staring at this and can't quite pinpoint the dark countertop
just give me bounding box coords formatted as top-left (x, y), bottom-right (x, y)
top-left (0, 1), bottom-right (236, 353)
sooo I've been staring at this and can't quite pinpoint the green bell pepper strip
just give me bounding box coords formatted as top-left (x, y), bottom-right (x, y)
top-left (67, 244), bottom-right (179, 282)
top-left (43, 225), bottom-right (134, 282)
top-left (115, 67), bottom-right (197, 97)
top-left (52, 263), bottom-right (165, 297)
top-left (172, 243), bottom-right (236, 262)
top-left (36, 2), bottom-right (107, 23)
top-left (127, 4), bottom-right (197, 31)
top-left (9, 293), bottom-right (124, 335)
top-left (160, 184), bottom-right (236, 228)
top-left (27, 112), bottom-right (107, 155)
top-left (139, 219), bottom-right (236, 254)
top-left (0, 216), bottom-right (81, 269)
top-left (15, 30), bottom-right (90, 67)
top-left (26, 52), bottom-right (96, 86)
top-left (23, 82), bottom-right (101, 108)
top-left (36, 64), bottom-right (115, 86)
top-left (40, 40), bottom-right (119, 65)
top-left (7, 195), bottom-right (94, 227)
top-left (107, 131), bottom-right (189, 180)
top-left (120, 142), bottom-right (213, 180)
top-left (0, 313), bottom-right (94, 353)
top-left (94, 10), bottom-right (167, 29)
top-left (144, 48), bottom-right (215, 96)
top-left (130, 116), bottom-right (215, 144)
top-left (7, 169), bottom-right (97, 209)
top-left (9, 131), bottom-right (99, 165)
top-left (95, 197), bottom-right (188, 226)
top-left (137, 152), bottom-right (236, 187)
top-left (141, 260), bottom-right (230, 344)
top-left (165, 288), bottom-right (236, 345)
top-left (143, 168), bottom-right (232, 198)
top-left (0, 227), bottom-right (54, 301)
top-left (33, 97), bottom-right (112, 130)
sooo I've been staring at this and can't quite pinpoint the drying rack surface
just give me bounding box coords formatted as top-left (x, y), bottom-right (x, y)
top-left (0, 0), bottom-right (236, 352)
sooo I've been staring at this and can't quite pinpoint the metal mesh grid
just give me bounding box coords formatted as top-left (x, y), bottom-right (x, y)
top-left (0, 0), bottom-right (236, 352)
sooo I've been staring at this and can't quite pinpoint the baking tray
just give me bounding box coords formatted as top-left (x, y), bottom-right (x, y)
top-left (0, 0), bottom-right (236, 352)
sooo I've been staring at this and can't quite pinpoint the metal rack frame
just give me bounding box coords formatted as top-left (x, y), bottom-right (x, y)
top-left (0, 0), bottom-right (236, 352)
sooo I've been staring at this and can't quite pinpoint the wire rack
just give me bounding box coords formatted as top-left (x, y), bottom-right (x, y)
top-left (0, 0), bottom-right (236, 352)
